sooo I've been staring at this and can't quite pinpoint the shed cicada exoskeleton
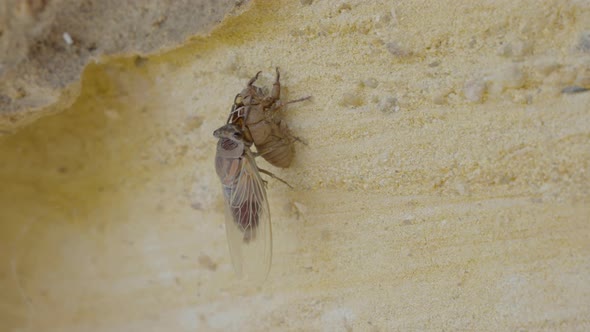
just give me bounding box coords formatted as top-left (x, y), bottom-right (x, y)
top-left (227, 68), bottom-right (310, 168)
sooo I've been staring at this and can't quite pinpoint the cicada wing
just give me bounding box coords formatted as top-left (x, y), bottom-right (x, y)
top-left (222, 150), bottom-right (272, 282)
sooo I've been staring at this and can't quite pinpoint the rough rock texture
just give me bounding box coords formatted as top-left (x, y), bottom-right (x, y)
top-left (0, 0), bottom-right (245, 132)
top-left (1, 0), bottom-right (590, 331)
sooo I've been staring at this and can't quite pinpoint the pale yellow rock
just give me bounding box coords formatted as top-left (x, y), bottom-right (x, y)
top-left (1, 0), bottom-right (589, 331)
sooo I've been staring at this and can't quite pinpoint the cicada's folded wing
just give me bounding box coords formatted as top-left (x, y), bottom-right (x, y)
top-left (222, 149), bottom-right (272, 282)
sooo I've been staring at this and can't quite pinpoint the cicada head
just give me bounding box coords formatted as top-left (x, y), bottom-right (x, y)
top-left (214, 123), bottom-right (253, 144)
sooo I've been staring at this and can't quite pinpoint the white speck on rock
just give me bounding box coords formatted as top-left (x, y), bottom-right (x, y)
top-left (191, 168), bottom-right (220, 211)
top-left (321, 307), bottom-right (355, 332)
top-left (501, 65), bottom-right (525, 88)
top-left (63, 32), bottom-right (73, 45)
top-left (489, 65), bottom-right (525, 95)
top-left (454, 180), bottom-right (470, 196)
top-left (402, 214), bottom-right (416, 225)
top-left (463, 79), bottom-right (487, 103)
top-left (377, 151), bottom-right (391, 165)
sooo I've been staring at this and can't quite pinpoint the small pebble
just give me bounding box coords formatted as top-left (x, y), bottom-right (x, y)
top-left (374, 12), bottom-right (391, 27)
top-left (375, 9), bottom-right (397, 28)
top-left (432, 95), bottom-right (446, 105)
top-left (386, 41), bottom-right (409, 57)
top-left (361, 78), bottom-right (378, 88)
top-left (104, 109), bottom-right (120, 120)
top-left (512, 92), bottom-right (533, 104)
top-left (428, 60), bottom-right (441, 67)
top-left (490, 65), bottom-right (524, 95)
top-left (184, 115), bottom-right (203, 131)
top-left (339, 92), bottom-right (364, 107)
top-left (575, 76), bottom-right (590, 87)
top-left (497, 40), bottom-right (531, 58)
top-left (577, 30), bottom-right (590, 52)
top-left (337, 3), bottom-right (352, 12)
top-left (561, 86), bottom-right (589, 94)
top-left (432, 87), bottom-right (452, 105)
top-left (534, 60), bottom-right (561, 76)
top-left (198, 254), bottom-right (217, 271)
top-left (463, 79), bottom-right (487, 103)
top-left (574, 68), bottom-right (590, 86)
top-left (499, 65), bottom-right (525, 89)
top-left (378, 97), bottom-right (400, 113)
top-left (542, 68), bottom-right (575, 88)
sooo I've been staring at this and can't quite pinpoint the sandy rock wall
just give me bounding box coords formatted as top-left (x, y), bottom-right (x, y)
top-left (1, 0), bottom-right (589, 331)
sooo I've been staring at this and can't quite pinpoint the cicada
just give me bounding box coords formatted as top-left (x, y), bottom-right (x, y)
top-left (227, 68), bottom-right (310, 168)
top-left (213, 123), bottom-right (272, 281)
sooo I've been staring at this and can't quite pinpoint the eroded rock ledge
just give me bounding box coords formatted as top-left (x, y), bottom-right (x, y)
top-left (0, 0), bottom-right (247, 133)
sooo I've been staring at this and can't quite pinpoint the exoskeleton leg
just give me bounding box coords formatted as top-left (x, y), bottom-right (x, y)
top-left (290, 135), bottom-right (308, 146)
top-left (260, 67), bottom-right (282, 108)
top-left (225, 94), bottom-right (243, 123)
top-left (272, 67), bottom-right (312, 108)
top-left (257, 168), bottom-right (294, 189)
top-left (277, 120), bottom-right (307, 145)
top-left (271, 67), bottom-right (281, 101)
top-left (248, 71), bottom-right (262, 87)
top-left (269, 95), bottom-right (312, 115)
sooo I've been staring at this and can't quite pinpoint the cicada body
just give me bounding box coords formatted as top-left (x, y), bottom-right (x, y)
top-left (213, 123), bottom-right (272, 281)
top-left (227, 68), bottom-right (310, 168)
